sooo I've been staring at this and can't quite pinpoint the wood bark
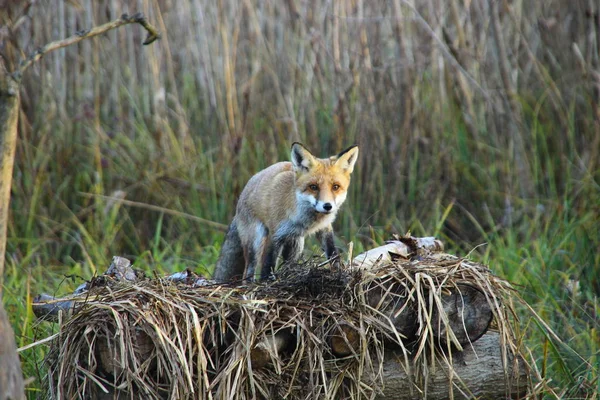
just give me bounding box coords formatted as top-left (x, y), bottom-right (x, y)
top-left (364, 280), bottom-right (492, 348)
top-left (329, 321), bottom-right (361, 357)
top-left (371, 331), bottom-right (528, 399)
top-left (0, 301), bottom-right (25, 400)
top-left (430, 283), bottom-right (493, 347)
top-left (352, 237), bottom-right (444, 269)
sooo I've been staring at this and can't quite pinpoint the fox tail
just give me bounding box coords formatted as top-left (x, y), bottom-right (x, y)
top-left (213, 222), bottom-right (245, 282)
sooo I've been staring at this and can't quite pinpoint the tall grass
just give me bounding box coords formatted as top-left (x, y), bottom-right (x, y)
top-left (1, 0), bottom-right (598, 397)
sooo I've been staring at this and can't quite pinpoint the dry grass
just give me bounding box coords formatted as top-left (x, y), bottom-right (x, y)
top-left (4, 0), bottom-right (599, 244)
top-left (44, 250), bottom-right (535, 399)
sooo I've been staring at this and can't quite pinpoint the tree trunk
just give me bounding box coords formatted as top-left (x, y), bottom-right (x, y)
top-left (0, 62), bottom-right (20, 291)
top-left (0, 57), bottom-right (25, 400)
top-left (0, 301), bottom-right (25, 400)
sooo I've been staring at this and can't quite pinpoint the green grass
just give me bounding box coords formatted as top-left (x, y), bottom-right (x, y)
top-left (477, 208), bottom-right (600, 398)
top-left (6, 151), bottom-right (599, 399)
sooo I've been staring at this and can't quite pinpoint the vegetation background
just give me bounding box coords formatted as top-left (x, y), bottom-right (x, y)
top-left (0, 0), bottom-right (598, 397)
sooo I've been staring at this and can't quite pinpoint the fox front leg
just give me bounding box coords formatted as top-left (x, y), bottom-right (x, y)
top-left (316, 227), bottom-right (337, 259)
top-left (261, 222), bottom-right (305, 280)
top-left (316, 227), bottom-right (340, 270)
top-left (281, 236), bottom-right (305, 265)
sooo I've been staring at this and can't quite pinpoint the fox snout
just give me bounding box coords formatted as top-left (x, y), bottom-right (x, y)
top-left (297, 191), bottom-right (338, 214)
top-left (316, 201), bottom-right (334, 214)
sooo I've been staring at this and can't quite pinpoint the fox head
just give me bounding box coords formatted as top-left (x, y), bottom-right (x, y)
top-left (291, 142), bottom-right (359, 215)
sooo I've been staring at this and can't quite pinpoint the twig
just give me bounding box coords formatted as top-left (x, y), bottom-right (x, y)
top-left (17, 333), bottom-right (60, 353)
top-left (78, 192), bottom-right (228, 231)
top-left (12, 12), bottom-right (160, 81)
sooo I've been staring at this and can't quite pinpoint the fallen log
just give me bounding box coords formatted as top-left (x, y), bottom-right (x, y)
top-left (32, 293), bottom-right (75, 322)
top-left (34, 239), bottom-right (529, 399)
top-left (373, 331), bottom-right (528, 399)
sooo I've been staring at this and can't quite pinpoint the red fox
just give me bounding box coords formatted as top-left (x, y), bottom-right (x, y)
top-left (213, 142), bottom-right (359, 282)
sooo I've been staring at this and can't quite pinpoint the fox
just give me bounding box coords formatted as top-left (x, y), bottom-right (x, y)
top-left (213, 142), bottom-right (359, 282)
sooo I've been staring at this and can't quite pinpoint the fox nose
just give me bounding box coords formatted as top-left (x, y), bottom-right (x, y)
top-left (323, 203), bottom-right (333, 211)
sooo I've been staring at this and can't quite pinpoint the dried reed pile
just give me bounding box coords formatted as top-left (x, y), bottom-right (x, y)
top-left (43, 249), bottom-right (530, 399)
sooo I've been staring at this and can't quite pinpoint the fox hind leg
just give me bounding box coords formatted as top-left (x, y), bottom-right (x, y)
top-left (244, 223), bottom-right (269, 281)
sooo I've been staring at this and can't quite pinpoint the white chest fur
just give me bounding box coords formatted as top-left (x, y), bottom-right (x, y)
top-left (305, 212), bottom-right (337, 235)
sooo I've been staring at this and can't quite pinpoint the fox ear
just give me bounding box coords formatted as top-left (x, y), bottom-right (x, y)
top-left (335, 145), bottom-right (359, 173)
top-left (291, 142), bottom-right (316, 171)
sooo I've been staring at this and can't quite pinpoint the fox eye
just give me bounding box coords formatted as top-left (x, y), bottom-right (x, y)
top-left (332, 184), bottom-right (340, 191)
top-left (308, 184), bottom-right (319, 191)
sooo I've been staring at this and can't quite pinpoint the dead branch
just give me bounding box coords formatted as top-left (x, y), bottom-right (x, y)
top-left (12, 12), bottom-right (159, 81)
